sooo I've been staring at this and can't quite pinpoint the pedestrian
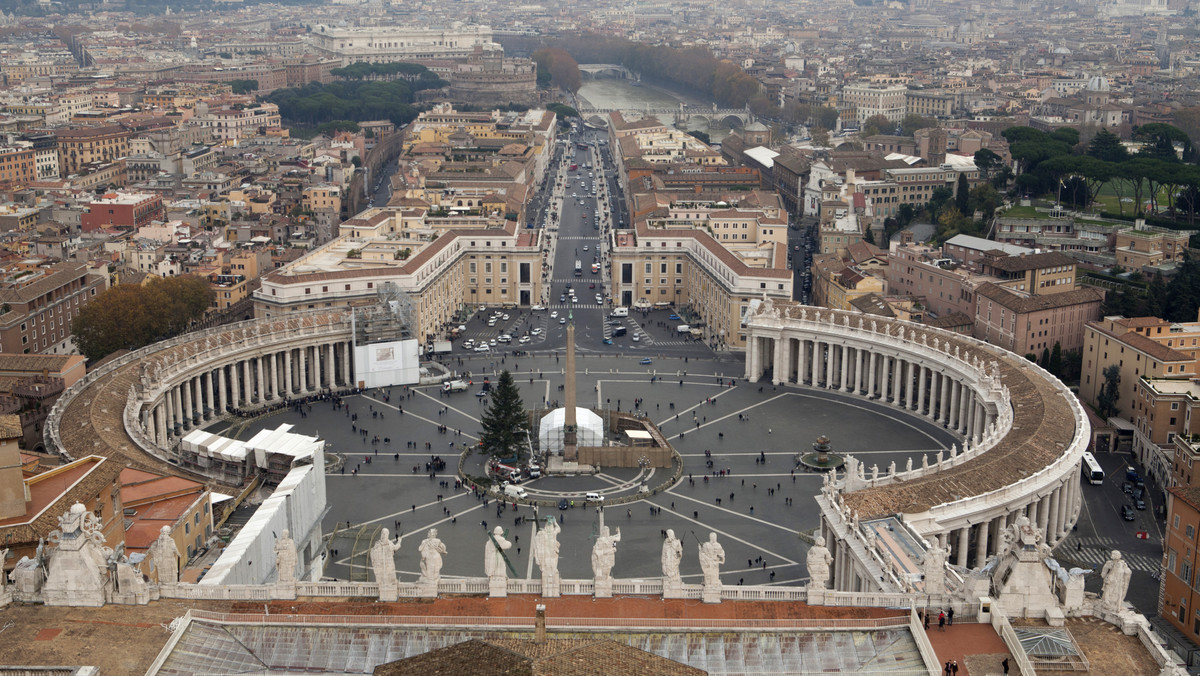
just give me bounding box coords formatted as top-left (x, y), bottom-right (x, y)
top-left (1001, 657), bottom-right (1009, 675)
top-left (947, 608), bottom-right (954, 625)
top-left (923, 611), bottom-right (929, 630)
top-left (938, 611), bottom-right (945, 631)
top-left (950, 661), bottom-right (958, 675)
top-left (943, 661), bottom-right (951, 676)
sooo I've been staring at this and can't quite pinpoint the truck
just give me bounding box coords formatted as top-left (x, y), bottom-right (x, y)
top-left (442, 379), bottom-right (468, 393)
top-left (574, 260), bottom-right (582, 277)
top-left (504, 484), bottom-right (529, 500)
top-left (676, 324), bottom-right (691, 334)
top-left (431, 340), bottom-right (452, 354)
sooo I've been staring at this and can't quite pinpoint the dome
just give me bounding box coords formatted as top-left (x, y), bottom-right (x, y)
top-left (1086, 76), bottom-right (1110, 92)
top-left (1052, 46), bottom-right (1071, 55)
top-left (538, 407), bottom-right (604, 454)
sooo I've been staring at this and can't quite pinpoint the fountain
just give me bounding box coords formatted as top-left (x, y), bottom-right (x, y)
top-left (798, 435), bottom-right (845, 472)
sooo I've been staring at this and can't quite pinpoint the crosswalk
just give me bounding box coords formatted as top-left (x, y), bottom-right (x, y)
top-left (1056, 535), bottom-right (1162, 573)
top-left (548, 303), bottom-right (605, 310)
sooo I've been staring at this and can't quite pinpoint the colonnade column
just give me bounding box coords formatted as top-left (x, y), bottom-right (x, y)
top-left (1036, 493), bottom-right (1051, 534)
top-left (956, 527), bottom-right (969, 568)
top-left (1048, 487), bottom-right (1062, 544)
top-left (242, 359), bottom-right (252, 405)
top-left (890, 357), bottom-right (902, 404)
top-left (917, 366), bottom-right (928, 415)
top-left (283, 349), bottom-right (293, 397)
top-left (974, 518), bottom-right (990, 568)
top-left (825, 342), bottom-right (835, 388)
top-left (854, 348), bottom-right (865, 394)
top-left (811, 341), bottom-right (821, 386)
top-left (327, 342), bottom-right (336, 388)
top-left (929, 371), bottom-right (941, 421)
top-left (796, 339), bottom-right (808, 385)
top-left (773, 337), bottom-right (786, 385)
top-left (254, 356), bottom-right (264, 404)
top-left (840, 346), bottom-right (851, 392)
top-left (867, 351), bottom-right (878, 398)
top-left (342, 342), bottom-right (352, 387)
top-left (940, 376), bottom-right (952, 425)
top-left (218, 365), bottom-right (228, 414)
top-left (298, 346), bottom-right (308, 394)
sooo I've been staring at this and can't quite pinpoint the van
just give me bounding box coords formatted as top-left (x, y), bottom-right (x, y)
top-left (504, 484), bottom-right (528, 500)
top-left (610, 307), bottom-right (629, 318)
top-left (585, 492), bottom-right (603, 503)
top-left (676, 324), bottom-right (691, 334)
top-left (527, 465), bottom-right (541, 478)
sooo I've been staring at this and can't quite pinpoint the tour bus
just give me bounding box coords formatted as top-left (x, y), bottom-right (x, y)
top-left (574, 260), bottom-right (582, 276)
top-left (1081, 451), bottom-right (1105, 485)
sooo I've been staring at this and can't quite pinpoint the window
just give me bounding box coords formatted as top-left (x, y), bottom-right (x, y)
top-left (1189, 524), bottom-right (1195, 540)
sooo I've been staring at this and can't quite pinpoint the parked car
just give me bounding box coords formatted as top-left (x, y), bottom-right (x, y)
top-left (1121, 505), bottom-right (1136, 521)
top-left (1134, 498), bottom-right (1146, 511)
top-left (639, 357), bottom-right (653, 364)
top-left (1122, 482), bottom-right (1133, 494)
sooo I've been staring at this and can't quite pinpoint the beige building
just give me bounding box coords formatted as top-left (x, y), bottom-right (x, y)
top-left (254, 221), bottom-right (544, 345)
top-left (841, 82), bottom-right (909, 124)
top-left (609, 224), bottom-right (791, 350)
top-left (1081, 316), bottom-right (1200, 421)
top-left (1132, 378), bottom-right (1200, 488)
top-left (972, 282), bottom-right (1102, 355)
top-left (55, 125), bottom-right (131, 176)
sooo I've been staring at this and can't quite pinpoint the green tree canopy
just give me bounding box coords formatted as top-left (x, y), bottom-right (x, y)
top-left (860, 114), bottom-right (893, 138)
top-left (532, 48), bottom-right (582, 94)
top-left (1087, 129), bottom-right (1129, 163)
top-left (72, 276), bottom-right (213, 362)
top-left (1134, 123), bottom-right (1192, 162)
top-left (478, 370), bottom-right (530, 460)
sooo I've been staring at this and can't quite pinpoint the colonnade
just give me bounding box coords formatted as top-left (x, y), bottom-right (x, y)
top-left (746, 334), bottom-right (996, 445)
top-left (146, 340), bottom-right (355, 447)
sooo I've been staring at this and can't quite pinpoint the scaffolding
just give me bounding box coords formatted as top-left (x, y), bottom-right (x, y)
top-left (352, 283), bottom-right (416, 346)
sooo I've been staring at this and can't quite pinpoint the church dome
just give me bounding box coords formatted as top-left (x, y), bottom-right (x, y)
top-left (1086, 75), bottom-right (1110, 92)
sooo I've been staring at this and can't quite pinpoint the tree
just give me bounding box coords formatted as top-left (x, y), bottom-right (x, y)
top-left (72, 276), bottom-right (213, 362)
top-left (973, 149), bottom-right (1004, 183)
top-left (810, 127), bottom-right (831, 148)
top-left (1049, 342), bottom-right (1063, 377)
top-left (478, 370), bottom-right (530, 460)
top-left (861, 114), bottom-right (892, 138)
top-left (532, 48), bottom-right (582, 94)
top-left (1134, 123), bottom-right (1192, 162)
top-left (899, 114), bottom-right (937, 137)
top-left (1087, 129), bottom-right (1129, 163)
top-left (1097, 364), bottom-right (1122, 419)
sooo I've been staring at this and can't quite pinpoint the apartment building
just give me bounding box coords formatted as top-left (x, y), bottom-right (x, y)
top-left (905, 90), bottom-right (955, 118)
top-left (0, 262), bottom-right (107, 355)
top-left (1080, 316), bottom-right (1200, 424)
top-left (190, 101), bottom-right (282, 142)
top-left (0, 146), bottom-right (36, 189)
top-left (610, 224), bottom-right (792, 350)
top-left (308, 23), bottom-right (493, 63)
top-left (55, 125), bottom-right (131, 176)
top-left (1131, 378), bottom-right (1200, 488)
top-left (119, 467), bottom-right (214, 578)
top-left (1114, 226), bottom-right (1193, 270)
top-left (80, 192), bottom-right (166, 232)
top-left (972, 282), bottom-right (1102, 355)
top-left (1161, 486), bottom-right (1200, 639)
top-left (840, 82), bottom-right (908, 124)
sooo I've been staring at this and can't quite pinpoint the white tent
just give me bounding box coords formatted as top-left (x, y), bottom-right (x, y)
top-left (538, 407), bottom-right (604, 453)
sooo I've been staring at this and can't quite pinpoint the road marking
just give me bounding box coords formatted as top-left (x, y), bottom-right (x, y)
top-left (363, 393), bottom-right (480, 441)
top-left (664, 490), bottom-right (804, 539)
top-left (642, 497), bottom-right (798, 566)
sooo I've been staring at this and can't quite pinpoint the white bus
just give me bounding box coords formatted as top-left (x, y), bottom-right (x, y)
top-left (1081, 451), bottom-right (1105, 485)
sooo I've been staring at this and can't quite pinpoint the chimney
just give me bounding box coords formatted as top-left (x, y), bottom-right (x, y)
top-left (534, 604), bottom-right (547, 644)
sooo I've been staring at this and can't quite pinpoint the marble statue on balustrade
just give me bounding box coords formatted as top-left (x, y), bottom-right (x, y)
top-left (533, 518), bottom-right (561, 596)
top-left (418, 529), bottom-right (447, 587)
top-left (922, 542), bottom-right (949, 594)
top-left (661, 529), bottom-right (683, 588)
top-left (485, 526), bottom-right (512, 597)
top-left (274, 530), bottom-right (298, 584)
top-left (1100, 551), bottom-right (1132, 613)
top-left (370, 528), bottom-right (402, 601)
top-left (699, 532), bottom-right (725, 603)
top-left (806, 536), bottom-right (833, 590)
top-left (149, 525), bottom-right (180, 585)
top-left (591, 525), bottom-right (621, 596)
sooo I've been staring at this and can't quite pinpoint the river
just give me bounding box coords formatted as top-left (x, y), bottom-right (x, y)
top-left (576, 78), bottom-right (730, 143)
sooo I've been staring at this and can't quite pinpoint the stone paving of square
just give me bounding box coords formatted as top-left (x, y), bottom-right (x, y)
top-left (213, 352), bottom-right (959, 588)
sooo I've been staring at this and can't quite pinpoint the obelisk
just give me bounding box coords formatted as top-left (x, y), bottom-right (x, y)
top-left (563, 310), bottom-right (578, 461)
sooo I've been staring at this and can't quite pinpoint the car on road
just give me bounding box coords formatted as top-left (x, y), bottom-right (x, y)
top-left (1122, 482), bottom-right (1133, 494)
top-left (602, 338), bottom-right (613, 345)
top-left (501, 314), bottom-right (510, 321)
top-left (583, 245), bottom-right (589, 251)
top-left (550, 311), bottom-right (558, 318)
top-left (531, 328), bottom-right (543, 335)
top-left (560, 294), bottom-right (566, 302)
top-left (531, 305), bottom-right (546, 311)
top-left (639, 357), bottom-right (653, 364)
top-left (498, 334), bottom-right (512, 343)
top-left (558, 498), bottom-right (569, 510)
top-left (519, 336), bottom-right (531, 344)
top-left (668, 314), bottom-right (680, 320)
top-left (474, 345), bottom-right (490, 352)
top-left (1121, 504), bottom-right (1136, 521)
top-left (589, 283), bottom-right (596, 289)
top-left (462, 340), bottom-right (475, 349)
top-left (632, 335), bottom-right (640, 342)
top-left (559, 317), bottom-right (567, 324)
top-left (1134, 498), bottom-right (1146, 510)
